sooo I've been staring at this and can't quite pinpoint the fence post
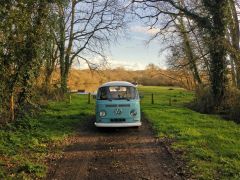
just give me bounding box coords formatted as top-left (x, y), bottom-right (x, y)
top-left (169, 97), bottom-right (172, 106)
top-left (10, 94), bottom-right (14, 121)
top-left (151, 93), bottom-right (154, 104)
top-left (69, 94), bottom-right (72, 104)
top-left (88, 93), bottom-right (91, 104)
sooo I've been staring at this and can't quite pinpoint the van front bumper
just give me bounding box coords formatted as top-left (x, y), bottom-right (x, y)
top-left (95, 122), bottom-right (142, 127)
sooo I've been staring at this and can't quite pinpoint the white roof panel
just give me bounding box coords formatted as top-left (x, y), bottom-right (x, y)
top-left (99, 81), bottom-right (135, 88)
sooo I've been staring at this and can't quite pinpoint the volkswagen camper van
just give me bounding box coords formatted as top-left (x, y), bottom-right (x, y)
top-left (95, 81), bottom-right (141, 127)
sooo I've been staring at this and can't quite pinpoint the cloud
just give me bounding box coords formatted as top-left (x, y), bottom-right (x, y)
top-left (130, 26), bottom-right (159, 35)
top-left (72, 55), bottom-right (146, 70)
top-left (108, 58), bottom-right (146, 70)
top-left (72, 54), bottom-right (107, 70)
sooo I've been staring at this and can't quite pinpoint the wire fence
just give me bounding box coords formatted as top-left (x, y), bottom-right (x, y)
top-left (69, 92), bottom-right (185, 107)
top-left (69, 88), bottom-right (191, 107)
top-left (138, 89), bottom-right (193, 106)
top-left (139, 92), bottom-right (176, 106)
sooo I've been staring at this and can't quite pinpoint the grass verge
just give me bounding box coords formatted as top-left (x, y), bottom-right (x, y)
top-left (0, 95), bottom-right (94, 179)
top-left (139, 86), bottom-right (240, 179)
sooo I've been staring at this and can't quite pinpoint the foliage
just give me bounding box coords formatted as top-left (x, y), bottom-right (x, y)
top-left (139, 86), bottom-right (240, 179)
top-left (190, 86), bottom-right (240, 123)
top-left (190, 86), bottom-right (215, 113)
top-left (53, 0), bottom-right (126, 92)
top-left (223, 88), bottom-right (240, 123)
top-left (0, 94), bottom-right (94, 179)
top-left (1, 86), bottom-right (239, 179)
top-left (48, 66), bottom-right (194, 93)
top-left (0, 0), bottom-right (125, 124)
top-left (0, 0), bottom-right (54, 123)
top-left (1, 0), bottom-right (240, 125)
top-left (132, 0), bottom-right (240, 110)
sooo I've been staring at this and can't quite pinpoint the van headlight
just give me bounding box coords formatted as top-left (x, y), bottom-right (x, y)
top-left (130, 109), bottom-right (137, 116)
top-left (99, 111), bottom-right (106, 117)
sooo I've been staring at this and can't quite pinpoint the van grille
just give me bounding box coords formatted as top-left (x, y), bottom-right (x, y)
top-left (119, 104), bottom-right (130, 107)
top-left (110, 118), bottom-right (126, 122)
top-left (105, 104), bottom-right (117, 107)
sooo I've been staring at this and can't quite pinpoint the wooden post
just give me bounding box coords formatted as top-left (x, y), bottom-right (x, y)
top-left (169, 97), bottom-right (172, 106)
top-left (69, 94), bottom-right (72, 104)
top-left (88, 93), bottom-right (91, 104)
top-left (10, 94), bottom-right (14, 121)
top-left (151, 93), bottom-right (154, 104)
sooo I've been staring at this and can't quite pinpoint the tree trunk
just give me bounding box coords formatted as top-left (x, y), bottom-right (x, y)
top-left (177, 16), bottom-right (202, 85)
top-left (190, 25), bottom-right (211, 78)
top-left (18, 2), bottom-right (48, 105)
top-left (10, 93), bottom-right (14, 121)
top-left (44, 69), bottom-right (52, 94)
top-left (208, 1), bottom-right (228, 108)
top-left (61, 69), bottom-right (69, 93)
top-left (58, 1), bottom-right (76, 94)
top-left (230, 56), bottom-right (237, 86)
top-left (58, 7), bottom-right (67, 93)
top-left (228, 0), bottom-right (240, 88)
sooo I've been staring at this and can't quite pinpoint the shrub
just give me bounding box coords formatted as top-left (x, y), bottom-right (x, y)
top-left (191, 86), bottom-right (240, 123)
top-left (223, 88), bottom-right (240, 123)
top-left (191, 86), bottom-right (215, 113)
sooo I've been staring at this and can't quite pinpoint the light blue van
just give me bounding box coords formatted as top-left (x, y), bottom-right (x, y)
top-left (95, 81), bottom-right (141, 127)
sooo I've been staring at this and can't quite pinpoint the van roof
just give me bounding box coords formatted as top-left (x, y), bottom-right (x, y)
top-left (99, 81), bottom-right (136, 88)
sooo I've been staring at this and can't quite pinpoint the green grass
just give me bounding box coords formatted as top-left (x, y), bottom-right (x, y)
top-left (139, 86), bottom-right (240, 180)
top-left (0, 95), bottom-right (95, 179)
top-left (1, 86), bottom-right (240, 179)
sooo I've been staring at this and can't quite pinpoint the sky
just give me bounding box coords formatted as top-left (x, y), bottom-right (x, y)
top-left (70, 0), bottom-right (170, 71)
top-left (106, 23), bottom-right (166, 70)
top-left (106, 21), bottom-right (168, 70)
top-left (76, 22), bottom-right (169, 71)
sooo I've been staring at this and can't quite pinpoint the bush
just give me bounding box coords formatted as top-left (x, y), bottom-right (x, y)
top-left (34, 86), bottom-right (65, 105)
top-left (191, 86), bottom-right (215, 113)
top-left (191, 86), bottom-right (240, 123)
top-left (223, 88), bottom-right (240, 123)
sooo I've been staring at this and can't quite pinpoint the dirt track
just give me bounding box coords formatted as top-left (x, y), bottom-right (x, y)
top-left (47, 117), bottom-right (184, 180)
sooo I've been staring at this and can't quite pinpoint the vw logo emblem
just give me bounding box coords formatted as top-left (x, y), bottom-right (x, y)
top-left (115, 108), bottom-right (122, 115)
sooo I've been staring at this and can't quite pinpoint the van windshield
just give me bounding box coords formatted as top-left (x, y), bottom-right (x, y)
top-left (97, 86), bottom-right (138, 100)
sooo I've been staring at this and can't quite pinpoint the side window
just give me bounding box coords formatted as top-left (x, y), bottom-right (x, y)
top-left (128, 87), bottom-right (138, 99)
top-left (97, 87), bottom-right (108, 100)
top-left (135, 89), bottom-right (139, 99)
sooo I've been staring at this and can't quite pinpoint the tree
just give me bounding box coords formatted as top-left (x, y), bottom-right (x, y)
top-left (53, 0), bottom-right (126, 93)
top-left (0, 0), bottom-right (53, 122)
top-left (174, 15), bottom-right (202, 85)
top-left (226, 0), bottom-right (240, 87)
top-left (132, 0), bottom-right (230, 109)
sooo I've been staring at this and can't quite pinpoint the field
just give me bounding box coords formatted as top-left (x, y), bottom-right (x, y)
top-left (0, 86), bottom-right (239, 179)
top-left (139, 86), bottom-right (240, 179)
